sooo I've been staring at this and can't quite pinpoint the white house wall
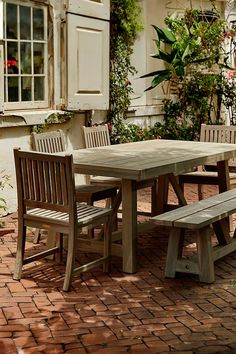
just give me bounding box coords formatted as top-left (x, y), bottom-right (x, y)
top-left (0, 0), bottom-right (109, 214)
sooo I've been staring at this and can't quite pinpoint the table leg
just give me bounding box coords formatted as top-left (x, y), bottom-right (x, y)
top-left (156, 175), bottom-right (169, 214)
top-left (217, 160), bottom-right (230, 192)
top-left (122, 179), bottom-right (137, 273)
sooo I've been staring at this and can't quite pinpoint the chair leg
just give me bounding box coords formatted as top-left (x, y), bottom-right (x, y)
top-left (33, 228), bottom-right (41, 244)
top-left (63, 231), bottom-right (76, 292)
top-left (151, 179), bottom-right (158, 216)
top-left (13, 221), bottom-right (26, 280)
top-left (103, 218), bottom-right (112, 273)
top-left (98, 191), bottom-right (121, 240)
top-left (197, 184), bottom-right (204, 200)
top-left (55, 233), bottom-right (64, 262)
top-left (87, 198), bottom-right (95, 239)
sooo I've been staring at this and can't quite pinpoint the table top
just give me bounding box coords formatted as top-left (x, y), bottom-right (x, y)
top-left (72, 139), bottom-right (236, 181)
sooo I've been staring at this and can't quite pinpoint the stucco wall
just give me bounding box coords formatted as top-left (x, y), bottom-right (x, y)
top-left (0, 113), bottom-right (87, 215)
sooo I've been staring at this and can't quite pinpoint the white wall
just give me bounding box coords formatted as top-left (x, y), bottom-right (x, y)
top-left (0, 114), bottom-right (87, 215)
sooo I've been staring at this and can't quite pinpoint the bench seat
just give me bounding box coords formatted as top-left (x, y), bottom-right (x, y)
top-left (150, 189), bottom-right (236, 283)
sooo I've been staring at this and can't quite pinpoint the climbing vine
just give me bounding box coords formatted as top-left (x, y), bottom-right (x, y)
top-left (32, 111), bottom-right (74, 133)
top-left (108, 0), bottom-right (143, 123)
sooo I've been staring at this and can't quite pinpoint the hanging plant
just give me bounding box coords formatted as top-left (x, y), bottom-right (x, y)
top-left (108, 0), bottom-right (143, 123)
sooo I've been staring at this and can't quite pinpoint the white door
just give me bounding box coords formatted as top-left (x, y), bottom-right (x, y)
top-left (67, 13), bottom-right (109, 110)
top-left (67, 0), bottom-right (110, 20)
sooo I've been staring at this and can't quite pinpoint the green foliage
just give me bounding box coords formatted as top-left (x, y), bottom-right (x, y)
top-left (109, 0), bottom-right (143, 123)
top-left (32, 111), bottom-right (74, 133)
top-left (109, 121), bottom-right (161, 144)
top-left (0, 172), bottom-right (12, 216)
top-left (141, 5), bottom-right (236, 140)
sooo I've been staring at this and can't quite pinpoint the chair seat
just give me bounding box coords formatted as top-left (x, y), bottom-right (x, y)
top-left (179, 170), bottom-right (236, 185)
top-left (26, 203), bottom-right (112, 228)
top-left (75, 184), bottom-right (118, 203)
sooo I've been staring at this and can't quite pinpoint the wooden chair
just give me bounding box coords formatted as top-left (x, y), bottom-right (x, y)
top-left (13, 148), bottom-right (112, 292)
top-left (31, 130), bottom-right (118, 241)
top-left (178, 124), bottom-right (236, 199)
top-left (82, 124), bottom-right (158, 216)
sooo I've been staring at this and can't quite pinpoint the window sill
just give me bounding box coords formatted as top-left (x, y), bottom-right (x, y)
top-left (127, 104), bottom-right (163, 117)
top-left (0, 109), bottom-right (66, 128)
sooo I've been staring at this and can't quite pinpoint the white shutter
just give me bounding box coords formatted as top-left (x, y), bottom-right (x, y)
top-left (67, 13), bottom-right (109, 110)
top-left (67, 0), bottom-right (110, 20)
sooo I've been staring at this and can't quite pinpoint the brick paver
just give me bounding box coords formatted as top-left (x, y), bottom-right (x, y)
top-left (0, 184), bottom-right (236, 353)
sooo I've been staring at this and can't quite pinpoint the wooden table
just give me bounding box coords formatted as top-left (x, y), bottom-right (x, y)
top-left (72, 139), bottom-right (236, 274)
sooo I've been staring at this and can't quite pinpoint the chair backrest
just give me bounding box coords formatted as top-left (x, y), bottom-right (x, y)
top-left (14, 148), bottom-right (75, 215)
top-left (200, 124), bottom-right (236, 144)
top-left (31, 130), bottom-right (66, 153)
top-left (82, 124), bottom-right (111, 148)
top-left (200, 124), bottom-right (236, 168)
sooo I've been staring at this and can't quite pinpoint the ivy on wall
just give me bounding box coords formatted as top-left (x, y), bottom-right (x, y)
top-left (108, 0), bottom-right (143, 123)
top-left (32, 112), bottom-right (74, 133)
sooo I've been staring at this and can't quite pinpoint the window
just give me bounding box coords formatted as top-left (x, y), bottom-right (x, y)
top-left (2, 0), bottom-right (48, 110)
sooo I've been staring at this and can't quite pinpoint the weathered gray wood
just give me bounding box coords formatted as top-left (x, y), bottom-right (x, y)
top-left (83, 124), bottom-right (157, 219)
top-left (32, 129), bottom-right (118, 241)
top-left (151, 189), bottom-right (236, 228)
top-left (175, 259), bottom-right (199, 275)
top-left (72, 138), bottom-right (236, 274)
top-left (213, 239), bottom-right (236, 261)
top-left (122, 179), bottom-right (137, 273)
top-left (165, 228), bottom-right (182, 278)
top-left (179, 124), bottom-right (236, 199)
top-left (151, 189), bottom-right (236, 283)
top-left (197, 228), bottom-right (215, 283)
top-left (13, 148), bottom-right (113, 292)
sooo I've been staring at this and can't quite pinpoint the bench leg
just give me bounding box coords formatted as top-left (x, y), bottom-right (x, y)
top-left (165, 227), bottom-right (183, 278)
top-left (197, 227), bottom-right (214, 283)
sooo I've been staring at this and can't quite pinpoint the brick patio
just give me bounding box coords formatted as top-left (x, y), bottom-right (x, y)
top-left (0, 185), bottom-right (236, 354)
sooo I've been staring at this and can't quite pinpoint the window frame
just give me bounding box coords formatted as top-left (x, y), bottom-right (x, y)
top-left (2, 0), bottom-right (48, 111)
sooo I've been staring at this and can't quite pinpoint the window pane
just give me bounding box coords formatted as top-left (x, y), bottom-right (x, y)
top-left (22, 77), bottom-right (32, 101)
top-left (33, 8), bottom-right (44, 40)
top-left (21, 43), bottom-right (32, 74)
top-left (34, 77), bottom-right (44, 100)
top-left (34, 43), bottom-right (44, 74)
top-left (20, 6), bottom-right (31, 40)
top-left (7, 42), bottom-right (19, 74)
top-left (8, 77), bottom-right (19, 102)
top-left (6, 3), bottom-right (17, 39)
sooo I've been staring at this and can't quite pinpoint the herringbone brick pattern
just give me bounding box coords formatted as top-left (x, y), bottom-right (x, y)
top-left (0, 184), bottom-right (236, 354)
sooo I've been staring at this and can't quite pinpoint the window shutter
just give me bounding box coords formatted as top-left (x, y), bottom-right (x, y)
top-left (67, 0), bottom-right (110, 20)
top-left (66, 13), bottom-right (109, 110)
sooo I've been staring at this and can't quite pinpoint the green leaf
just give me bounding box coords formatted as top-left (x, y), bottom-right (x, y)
top-left (140, 69), bottom-right (171, 79)
top-left (151, 49), bottom-right (174, 64)
top-left (182, 44), bottom-right (190, 61)
top-left (144, 70), bottom-right (172, 91)
top-left (154, 39), bottom-right (161, 49)
top-left (219, 63), bottom-right (236, 71)
top-left (152, 25), bottom-right (176, 44)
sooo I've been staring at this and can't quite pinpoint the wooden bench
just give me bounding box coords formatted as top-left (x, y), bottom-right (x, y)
top-left (150, 189), bottom-right (236, 283)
